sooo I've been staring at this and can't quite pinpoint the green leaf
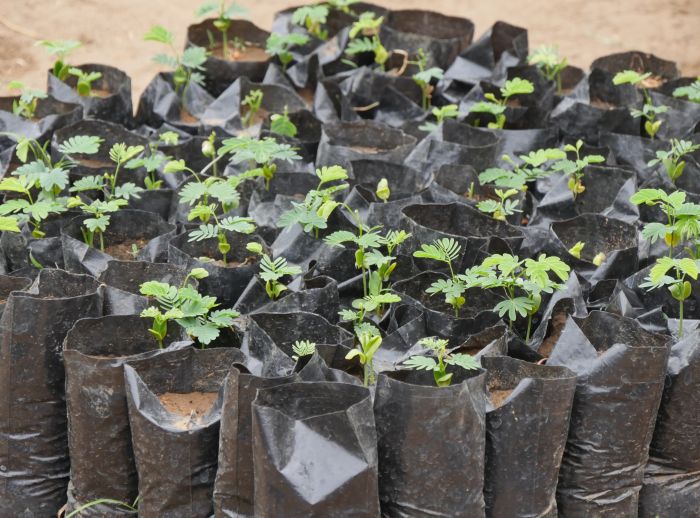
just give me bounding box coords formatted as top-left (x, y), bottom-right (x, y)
top-left (109, 143), bottom-right (145, 165)
top-left (403, 355), bottom-right (437, 371)
top-left (182, 46), bottom-right (208, 69)
top-left (189, 267), bottom-right (209, 280)
top-left (613, 70), bottom-right (651, 86)
top-left (524, 254), bottom-right (571, 285)
top-left (179, 182), bottom-right (209, 205)
top-left (641, 222), bottom-right (671, 243)
top-left (114, 182), bottom-right (144, 200)
top-left (38, 168), bottom-right (69, 192)
top-left (140, 281), bottom-right (175, 298)
top-left (0, 216), bottom-right (20, 232)
top-left (292, 340), bottom-right (316, 360)
top-left (673, 80), bottom-right (700, 103)
top-left (446, 353), bottom-right (480, 371)
top-left (84, 215), bottom-right (109, 233)
top-left (187, 323), bottom-right (220, 345)
top-left (188, 224), bottom-right (219, 241)
top-left (219, 216), bottom-right (256, 234)
top-left (501, 77), bottom-right (535, 97)
top-left (58, 135), bottom-right (103, 155)
top-left (316, 165), bottom-right (348, 185)
top-left (270, 113), bottom-right (298, 138)
top-left (413, 238), bottom-right (461, 264)
top-left (678, 258), bottom-right (699, 280)
top-left (494, 297), bottom-right (534, 322)
top-left (144, 25), bottom-right (174, 45)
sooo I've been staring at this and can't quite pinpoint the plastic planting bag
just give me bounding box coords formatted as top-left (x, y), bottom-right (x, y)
top-left (252, 382), bottom-right (380, 516)
top-left (547, 311), bottom-right (670, 516)
top-left (0, 269), bottom-right (102, 515)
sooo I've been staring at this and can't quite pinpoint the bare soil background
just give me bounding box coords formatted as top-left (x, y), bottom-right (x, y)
top-left (1, 0), bottom-right (699, 102)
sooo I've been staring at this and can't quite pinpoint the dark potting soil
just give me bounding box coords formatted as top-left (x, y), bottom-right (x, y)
top-left (209, 43), bottom-right (268, 62)
top-left (298, 88), bottom-right (315, 107)
top-left (180, 108), bottom-right (199, 124)
top-left (77, 157), bottom-right (113, 168)
top-left (158, 391), bottom-right (218, 429)
top-left (489, 388), bottom-right (514, 408)
top-left (539, 312), bottom-right (568, 358)
top-left (104, 237), bottom-right (149, 261)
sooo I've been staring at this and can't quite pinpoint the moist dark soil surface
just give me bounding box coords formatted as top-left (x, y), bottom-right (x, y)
top-left (180, 107), bottom-right (199, 124)
top-left (104, 237), bottom-right (149, 260)
top-left (539, 311), bottom-right (568, 357)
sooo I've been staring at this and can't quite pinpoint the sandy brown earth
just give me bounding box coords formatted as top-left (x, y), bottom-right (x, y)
top-left (1, 0), bottom-right (699, 102)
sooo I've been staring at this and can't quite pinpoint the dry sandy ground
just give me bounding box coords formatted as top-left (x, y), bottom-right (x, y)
top-left (1, 0), bottom-right (699, 101)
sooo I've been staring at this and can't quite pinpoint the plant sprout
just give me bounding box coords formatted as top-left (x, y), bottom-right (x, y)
top-left (413, 238), bottom-right (469, 316)
top-left (528, 45), bottom-right (567, 93)
top-left (673, 78), bottom-right (700, 103)
top-left (327, 0), bottom-right (361, 13)
top-left (292, 340), bottom-right (316, 361)
top-left (568, 241), bottom-right (585, 259)
top-left (68, 68), bottom-right (103, 96)
top-left (144, 25), bottom-right (208, 106)
top-left (410, 49), bottom-right (443, 110)
top-left (551, 139), bottom-right (605, 198)
top-left (265, 33), bottom-right (310, 71)
top-left (292, 5), bottom-right (329, 40)
top-left (125, 131), bottom-right (180, 189)
top-left (647, 139), bottom-right (700, 184)
top-left (270, 106), bottom-right (298, 138)
top-left (346, 330), bottom-right (383, 386)
top-left (376, 178), bottom-right (390, 202)
top-left (403, 337), bottom-right (479, 387)
top-left (241, 89), bottom-right (263, 128)
top-left (140, 267), bottom-right (240, 347)
top-left (479, 148), bottom-right (566, 190)
top-left (218, 135), bottom-right (301, 189)
top-left (36, 39), bottom-right (82, 81)
top-left (469, 78), bottom-right (535, 129)
top-left (613, 70), bottom-right (668, 140)
top-left (419, 104), bottom-right (459, 133)
top-left (197, 1), bottom-right (248, 58)
top-left (476, 188), bottom-right (521, 221)
top-left (345, 12), bottom-right (389, 70)
top-left (246, 242), bottom-right (302, 300)
top-left (6, 81), bottom-right (47, 119)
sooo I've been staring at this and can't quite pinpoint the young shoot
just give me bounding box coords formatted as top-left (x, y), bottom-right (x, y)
top-left (419, 104), bottom-right (459, 133)
top-left (292, 5), bottom-right (329, 40)
top-left (469, 78), bottom-right (535, 129)
top-left (647, 139), bottom-right (700, 184)
top-left (551, 139), bottom-right (605, 198)
top-left (413, 238), bottom-right (467, 316)
top-left (568, 241), bottom-right (585, 259)
top-left (218, 135), bottom-right (301, 189)
top-left (346, 329), bottom-right (383, 386)
top-left (140, 267), bottom-right (240, 347)
top-left (345, 12), bottom-right (389, 70)
top-left (403, 337), bottom-right (479, 387)
top-left (476, 188), bottom-right (521, 221)
top-left (479, 147), bottom-right (566, 191)
top-left (270, 106), bottom-right (298, 138)
top-left (292, 340), bottom-right (316, 361)
top-left (639, 257), bottom-right (698, 337)
top-left (6, 81), bottom-right (47, 119)
top-left (67, 68), bottom-right (103, 96)
top-left (376, 178), bottom-right (390, 202)
top-left (265, 33), bottom-right (310, 71)
top-left (36, 39), bottom-right (82, 81)
top-left (528, 45), bottom-right (567, 94)
top-left (144, 25), bottom-right (208, 106)
top-left (196, 1), bottom-right (248, 58)
top-left (327, 0), bottom-right (361, 13)
top-left (125, 131), bottom-right (180, 189)
top-left (613, 70), bottom-right (668, 139)
top-left (410, 49), bottom-right (443, 110)
top-left (673, 77), bottom-right (700, 103)
top-left (241, 89), bottom-right (263, 128)
top-left (247, 242), bottom-right (302, 300)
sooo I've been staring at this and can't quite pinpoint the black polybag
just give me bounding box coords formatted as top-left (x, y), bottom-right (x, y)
top-left (124, 346), bottom-right (245, 517)
top-left (252, 381), bottom-right (380, 516)
top-left (0, 269), bottom-right (102, 515)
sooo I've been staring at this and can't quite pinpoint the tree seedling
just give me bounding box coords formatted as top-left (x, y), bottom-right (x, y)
top-left (125, 131), bottom-right (180, 189)
top-left (419, 104), bottom-right (459, 133)
top-left (568, 241), bottom-right (585, 259)
top-left (6, 81), bottom-right (47, 119)
top-left (551, 139), bottom-right (605, 198)
top-left (613, 70), bottom-right (668, 139)
top-left (140, 267), bottom-right (240, 347)
top-left (144, 25), bottom-right (208, 106)
top-left (265, 33), bottom-right (310, 71)
top-left (528, 45), bottom-right (567, 94)
top-left (473, 253), bottom-right (571, 341)
top-left (345, 12), bottom-right (389, 70)
top-left (376, 178), bottom-right (390, 202)
top-left (647, 139), bottom-right (700, 184)
top-left (270, 106), bottom-right (297, 138)
top-left (403, 337), bottom-right (479, 387)
top-left (197, 1), bottom-right (248, 59)
top-left (410, 49), bottom-right (443, 110)
top-left (246, 241), bottom-right (302, 299)
top-left (346, 329), bottom-right (383, 386)
top-left (187, 212), bottom-right (256, 265)
top-left (639, 256), bottom-right (698, 337)
top-left (292, 340), bottom-right (316, 361)
top-left (476, 188), bottom-right (521, 221)
top-left (469, 78), bottom-right (535, 129)
top-left (67, 67), bottom-right (103, 96)
top-left (241, 88), bottom-right (263, 128)
top-left (36, 39), bottom-right (82, 81)
top-left (327, 0), bottom-right (361, 14)
top-left (292, 5), bottom-right (329, 40)
top-left (218, 135), bottom-right (301, 189)
top-left (673, 77), bottom-right (700, 103)
top-left (479, 147), bottom-right (566, 190)
top-left (413, 238), bottom-right (469, 316)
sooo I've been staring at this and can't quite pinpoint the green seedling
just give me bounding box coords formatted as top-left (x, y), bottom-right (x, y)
top-left (241, 89), bottom-right (263, 128)
top-left (413, 237), bottom-right (469, 316)
top-left (568, 241), bottom-right (585, 259)
top-left (613, 70), bottom-right (668, 139)
top-left (36, 39), bottom-right (82, 81)
top-left (247, 241), bottom-right (302, 300)
top-left (292, 5), bottom-right (329, 40)
top-left (410, 49), bottom-right (443, 110)
top-left (67, 198), bottom-right (128, 250)
top-left (125, 131), bottom-right (180, 189)
top-left (345, 11), bottom-right (389, 69)
top-left (476, 188), bottom-right (521, 221)
top-left (219, 135), bottom-right (301, 189)
top-left (197, 1), bottom-right (248, 58)
top-left (270, 106), bottom-right (298, 138)
top-left (68, 67), bottom-right (103, 96)
top-left (376, 178), bottom-right (390, 202)
top-left (528, 45), bottom-right (567, 93)
top-left (640, 256), bottom-right (699, 337)
top-left (144, 25), bottom-right (207, 106)
top-left (673, 77), bottom-right (700, 103)
top-left (552, 139), bottom-right (605, 198)
top-left (403, 337), bottom-right (479, 387)
top-left (65, 496), bottom-right (140, 518)
top-left (140, 267), bottom-right (240, 347)
top-left (647, 139), bottom-right (700, 184)
top-left (292, 340), bottom-right (316, 361)
top-left (469, 77), bottom-right (535, 129)
top-left (6, 81), bottom-right (47, 119)
top-left (473, 253), bottom-right (571, 341)
top-left (346, 329), bottom-right (383, 386)
top-left (419, 104), bottom-right (459, 133)
top-left (265, 33), bottom-right (310, 71)
top-left (327, 0), bottom-right (361, 13)
top-left (479, 147), bottom-right (566, 190)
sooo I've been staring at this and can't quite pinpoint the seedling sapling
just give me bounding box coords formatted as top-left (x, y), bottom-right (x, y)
top-left (218, 135), bottom-right (301, 189)
top-left (476, 188), bottom-right (521, 221)
top-left (144, 25), bottom-right (208, 107)
top-left (265, 33), bottom-right (310, 71)
top-left (197, 0), bottom-right (248, 59)
top-left (419, 104), bottom-right (459, 133)
top-left (528, 45), bottom-right (567, 94)
top-left (673, 77), bottom-right (700, 103)
top-left (292, 340), bottom-right (316, 361)
top-left (469, 78), bottom-right (535, 129)
top-left (67, 68), bottom-right (103, 96)
top-left (6, 81), bottom-right (47, 119)
top-left (345, 12), bottom-right (389, 70)
top-left (647, 139), bottom-right (700, 184)
top-left (125, 131), bottom-right (180, 189)
top-left (551, 139), bottom-right (605, 198)
top-left (613, 70), bottom-right (668, 140)
top-left (410, 49), bottom-right (444, 110)
top-left (413, 237), bottom-right (469, 316)
top-left (327, 0), bottom-right (361, 14)
top-left (376, 178), bottom-right (390, 202)
top-left (292, 5), bottom-right (329, 40)
top-left (36, 39), bottom-right (82, 81)
top-left (346, 330), bottom-right (383, 386)
top-left (140, 267), bottom-right (240, 347)
top-left (639, 257), bottom-right (698, 337)
top-left (568, 241), bottom-right (585, 259)
top-left (479, 147), bottom-right (566, 191)
top-left (403, 337), bottom-right (479, 387)
top-left (270, 106), bottom-right (298, 138)
top-left (246, 242), bottom-right (302, 300)
top-left (241, 88), bottom-right (263, 128)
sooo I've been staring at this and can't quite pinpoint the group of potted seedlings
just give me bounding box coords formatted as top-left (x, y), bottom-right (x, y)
top-left (1, 0), bottom-right (700, 516)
